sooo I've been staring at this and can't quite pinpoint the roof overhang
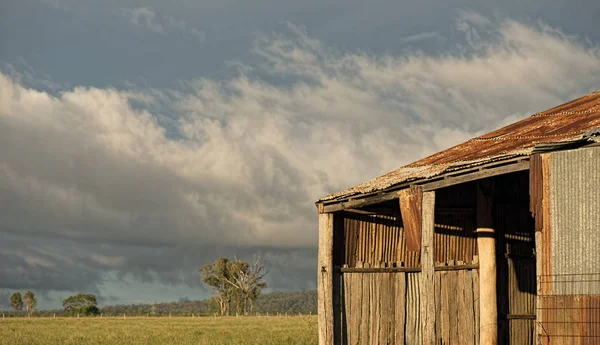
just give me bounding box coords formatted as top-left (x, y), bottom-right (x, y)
top-left (317, 157), bottom-right (529, 213)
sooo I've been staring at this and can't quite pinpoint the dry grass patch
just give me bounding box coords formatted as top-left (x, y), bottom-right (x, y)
top-left (0, 316), bottom-right (318, 345)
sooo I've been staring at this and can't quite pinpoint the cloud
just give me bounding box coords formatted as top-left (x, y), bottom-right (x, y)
top-left (3, 57), bottom-right (65, 92)
top-left (1, 15), bottom-right (599, 303)
top-left (399, 32), bottom-right (445, 44)
top-left (123, 7), bottom-right (205, 41)
top-left (124, 7), bottom-right (165, 34)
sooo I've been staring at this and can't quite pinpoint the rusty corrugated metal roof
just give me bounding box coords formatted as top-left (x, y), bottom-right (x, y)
top-left (319, 91), bottom-right (600, 203)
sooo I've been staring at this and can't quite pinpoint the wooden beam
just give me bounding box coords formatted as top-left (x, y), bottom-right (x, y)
top-left (342, 209), bottom-right (379, 215)
top-left (318, 213), bottom-right (334, 345)
top-left (336, 264), bottom-right (479, 273)
top-left (321, 191), bottom-right (400, 213)
top-left (337, 267), bottom-right (422, 273)
top-left (421, 191), bottom-right (436, 345)
top-left (421, 160), bottom-right (529, 191)
top-left (319, 159), bottom-right (529, 213)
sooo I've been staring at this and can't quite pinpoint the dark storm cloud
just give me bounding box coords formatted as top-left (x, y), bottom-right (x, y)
top-left (0, 10), bottom-right (599, 306)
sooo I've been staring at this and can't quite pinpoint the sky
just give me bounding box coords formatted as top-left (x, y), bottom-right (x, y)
top-left (1, 0), bottom-right (600, 309)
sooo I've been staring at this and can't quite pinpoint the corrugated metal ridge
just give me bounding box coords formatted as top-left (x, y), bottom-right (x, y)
top-left (470, 132), bottom-right (584, 140)
top-left (531, 108), bottom-right (599, 117)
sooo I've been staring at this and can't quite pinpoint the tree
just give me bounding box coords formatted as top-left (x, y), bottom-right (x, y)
top-left (150, 301), bottom-right (158, 316)
top-left (80, 305), bottom-right (100, 316)
top-left (63, 294), bottom-right (98, 315)
top-left (223, 255), bottom-right (267, 315)
top-left (24, 291), bottom-right (38, 316)
top-left (10, 292), bottom-right (23, 314)
top-left (199, 258), bottom-right (239, 316)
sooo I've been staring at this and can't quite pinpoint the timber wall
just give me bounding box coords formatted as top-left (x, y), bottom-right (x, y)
top-left (335, 182), bottom-right (482, 345)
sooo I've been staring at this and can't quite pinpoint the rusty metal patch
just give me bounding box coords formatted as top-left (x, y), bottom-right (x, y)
top-left (399, 187), bottom-right (423, 252)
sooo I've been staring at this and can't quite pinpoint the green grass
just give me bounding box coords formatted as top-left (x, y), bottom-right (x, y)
top-left (0, 316), bottom-right (318, 345)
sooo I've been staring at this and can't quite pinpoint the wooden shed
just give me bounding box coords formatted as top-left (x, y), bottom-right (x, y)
top-left (315, 91), bottom-right (600, 345)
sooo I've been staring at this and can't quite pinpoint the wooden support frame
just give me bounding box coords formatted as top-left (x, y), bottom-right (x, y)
top-left (318, 213), bottom-right (334, 345)
top-left (318, 159), bottom-right (529, 213)
top-left (336, 264), bottom-right (479, 273)
top-left (421, 191), bottom-right (436, 345)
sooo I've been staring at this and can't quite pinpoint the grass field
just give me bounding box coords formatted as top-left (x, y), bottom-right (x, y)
top-left (0, 316), bottom-right (318, 345)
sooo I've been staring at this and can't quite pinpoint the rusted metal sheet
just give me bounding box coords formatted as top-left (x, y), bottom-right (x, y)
top-left (319, 91), bottom-right (600, 204)
top-left (539, 291), bottom-right (600, 344)
top-left (549, 146), bottom-right (600, 295)
top-left (529, 154), bottom-right (544, 232)
top-left (399, 187), bottom-right (423, 252)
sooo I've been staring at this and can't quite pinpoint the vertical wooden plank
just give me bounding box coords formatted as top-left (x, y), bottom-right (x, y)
top-left (459, 269), bottom-right (476, 345)
top-left (395, 272), bottom-right (406, 345)
top-left (319, 213), bottom-right (335, 345)
top-left (387, 273), bottom-right (396, 345)
top-left (441, 271), bottom-right (450, 345)
top-left (361, 267), bottom-right (370, 345)
top-left (345, 272), bottom-right (353, 345)
top-left (421, 191), bottom-right (436, 345)
top-left (449, 271), bottom-right (459, 345)
top-left (473, 266), bottom-right (480, 345)
top-left (351, 270), bottom-right (362, 345)
top-left (379, 273), bottom-right (390, 345)
top-left (435, 271), bottom-right (442, 343)
top-left (368, 269), bottom-right (377, 345)
top-left (406, 273), bottom-right (422, 345)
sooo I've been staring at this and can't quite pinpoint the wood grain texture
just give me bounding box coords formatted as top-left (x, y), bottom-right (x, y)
top-left (318, 213), bottom-right (335, 345)
top-left (395, 273), bottom-right (406, 345)
top-left (421, 191), bottom-right (436, 345)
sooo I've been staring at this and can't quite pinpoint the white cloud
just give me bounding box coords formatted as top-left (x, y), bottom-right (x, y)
top-left (123, 7), bottom-right (205, 41)
top-left (124, 7), bottom-right (165, 33)
top-left (1, 15), bottom-right (600, 295)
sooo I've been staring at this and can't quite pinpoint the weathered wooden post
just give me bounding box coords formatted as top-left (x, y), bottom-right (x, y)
top-left (421, 191), bottom-right (436, 345)
top-left (318, 212), bottom-right (334, 345)
top-left (400, 187), bottom-right (436, 345)
top-left (476, 179), bottom-right (497, 345)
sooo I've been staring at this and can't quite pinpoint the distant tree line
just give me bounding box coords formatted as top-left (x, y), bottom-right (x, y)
top-left (3, 290), bottom-right (317, 317)
top-left (3, 256), bottom-right (315, 317)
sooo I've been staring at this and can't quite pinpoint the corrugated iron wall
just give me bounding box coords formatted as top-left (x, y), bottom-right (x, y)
top-left (550, 146), bottom-right (600, 295)
top-left (537, 146), bottom-right (600, 344)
